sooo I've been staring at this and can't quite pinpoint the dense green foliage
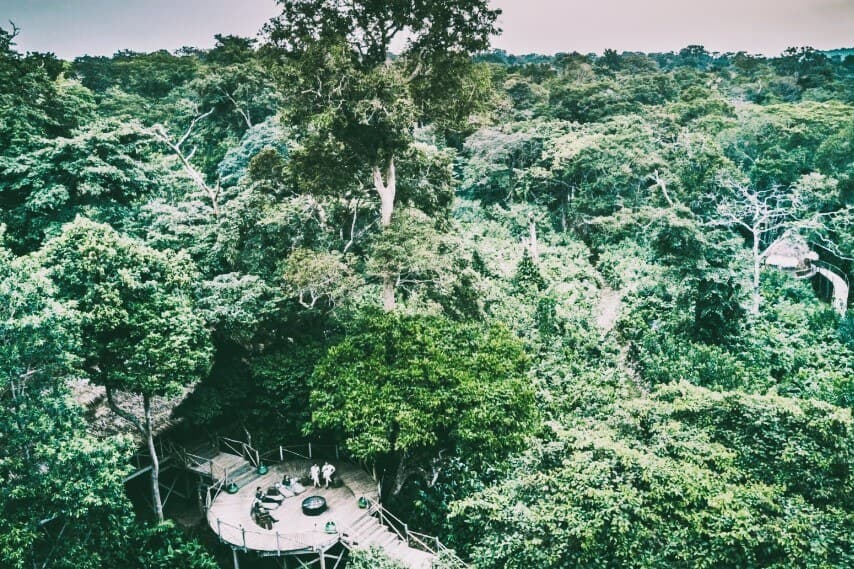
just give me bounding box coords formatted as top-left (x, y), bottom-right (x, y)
top-left (453, 384), bottom-right (853, 568)
top-left (311, 313), bottom-right (537, 494)
top-left (1, 11), bottom-right (852, 569)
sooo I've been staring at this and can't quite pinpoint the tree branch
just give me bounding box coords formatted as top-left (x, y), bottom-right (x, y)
top-left (176, 108), bottom-right (215, 150)
top-left (219, 88), bottom-right (253, 129)
top-left (343, 198), bottom-right (359, 253)
top-left (105, 386), bottom-right (145, 436)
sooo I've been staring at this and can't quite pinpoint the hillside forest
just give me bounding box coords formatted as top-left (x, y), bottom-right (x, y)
top-left (1, 2), bottom-right (852, 568)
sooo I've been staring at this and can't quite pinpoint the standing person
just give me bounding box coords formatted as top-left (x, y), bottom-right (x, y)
top-left (322, 461), bottom-right (336, 488)
top-left (310, 463), bottom-right (321, 488)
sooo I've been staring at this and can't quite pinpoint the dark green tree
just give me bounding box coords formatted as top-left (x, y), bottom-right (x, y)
top-left (310, 313), bottom-right (537, 496)
top-left (265, 0), bottom-right (499, 308)
top-left (38, 219), bottom-right (213, 522)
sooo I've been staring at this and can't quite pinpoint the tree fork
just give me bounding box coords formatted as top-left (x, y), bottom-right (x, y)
top-left (373, 157), bottom-right (397, 228)
top-left (375, 157), bottom-right (398, 311)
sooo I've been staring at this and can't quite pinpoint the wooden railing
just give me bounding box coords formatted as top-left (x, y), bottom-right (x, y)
top-left (205, 476), bottom-right (227, 512)
top-left (169, 442), bottom-right (236, 484)
top-left (357, 497), bottom-right (469, 568)
top-left (219, 436), bottom-right (260, 467)
top-left (211, 516), bottom-right (337, 555)
top-left (814, 260), bottom-right (849, 288)
top-left (257, 442), bottom-right (341, 465)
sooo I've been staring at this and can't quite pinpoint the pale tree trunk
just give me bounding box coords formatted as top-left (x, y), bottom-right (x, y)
top-left (149, 110), bottom-right (220, 218)
top-left (382, 277), bottom-right (396, 312)
top-left (528, 212), bottom-right (539, 261)
top-left (144, 395), bottom-right (164, 522)
top-left (389, 451), bottom-right (443, 497)
top-left (751, 231), bottom-right (762, 316)
top-left (373, 158), bottom-right (397, 228)
top-left (561, 197), bottom-right (568, 233)
top-left (374, 157), bottom-right (398, 311)
top-left (391, 453), bottom-right (414, 497)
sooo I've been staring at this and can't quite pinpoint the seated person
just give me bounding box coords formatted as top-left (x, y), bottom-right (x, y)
top-left (285, 474), bottom-right (306, 494)
top-left (274, 479), bottom-right (295, 498)
top-left (255, 486), bottom-right (284, 505)
top-left (251, 499), bottom-right (278, 529)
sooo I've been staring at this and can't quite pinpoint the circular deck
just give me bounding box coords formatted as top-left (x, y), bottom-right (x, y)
top-left (207, 459), bottom-right (379, 555)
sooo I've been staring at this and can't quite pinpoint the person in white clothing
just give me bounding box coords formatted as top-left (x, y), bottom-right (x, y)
top-left (321, 461), bottom-right (336, 488)
top-left (310, 463), bottom-right (321, 488)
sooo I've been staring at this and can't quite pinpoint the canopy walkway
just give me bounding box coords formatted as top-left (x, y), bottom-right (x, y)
top-left (172, 438), bottom-right (467, 569)
top-left (764, 238), bottom-right (848, 316)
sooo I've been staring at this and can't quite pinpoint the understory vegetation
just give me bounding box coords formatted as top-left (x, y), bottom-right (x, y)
top-left (1, 3), bottom-right (852, 568)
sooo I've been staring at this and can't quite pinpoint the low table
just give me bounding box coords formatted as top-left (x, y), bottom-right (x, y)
top-left (301, 495), bottom-right (327, 516)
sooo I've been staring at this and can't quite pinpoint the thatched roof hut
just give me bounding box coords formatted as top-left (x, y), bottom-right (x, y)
top-left (764, 235), bottom-right (818, 269)
top-left (69, 378), bottom-right (193, 442)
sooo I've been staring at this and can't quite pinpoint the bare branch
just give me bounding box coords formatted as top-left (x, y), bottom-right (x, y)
top-left (648, 169), bottom-right (675, 207)
top-left (145, 115), bottom-right (220, 217)
top-left (343, 198), bottom-right (359, 253)
top-left (176, 108), bottom-right (214, 150)
top-left (219, 87), bottom-right (253, 129)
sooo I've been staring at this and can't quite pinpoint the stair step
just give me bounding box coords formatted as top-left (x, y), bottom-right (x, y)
top-left (352, 514), bottom-right (377, 533)
top-left (189, 444), bottom-right (219, 459)
top-left (232, 471), bottom-right (259, 487)
top-left (379, 532), bottom-right (402, 550)
top-left (229, 462), bottom-right (253, 478)
top-left (363, 525), bottom-right (390, 544)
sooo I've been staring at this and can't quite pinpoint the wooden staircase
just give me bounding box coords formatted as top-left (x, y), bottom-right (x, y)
top-left (177, 439), bottom-right (262, 489)
top-left (341, 499), bottom-right (467, 569)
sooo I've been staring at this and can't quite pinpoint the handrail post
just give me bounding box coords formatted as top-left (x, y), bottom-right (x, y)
top-left (241, 526), bottom-right (246, 550)
top-left (404, 523), bottom-right (409, 546)
top-left (217, 518), bottom-right (222, 541)
top-left (308, 442), bottom-right (312, 458)
top-left (279, 445), bottom-right (284, 462)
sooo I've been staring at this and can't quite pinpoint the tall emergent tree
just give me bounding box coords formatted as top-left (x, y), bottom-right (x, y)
top-left (708, 175), bottom-right (851, 314)
top-left (265, 0), bottom-right (500, 308)
top-left (38, 218), bottom-right (212, 521)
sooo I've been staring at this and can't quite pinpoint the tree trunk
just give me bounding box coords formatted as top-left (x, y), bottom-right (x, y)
top-left (391, 454), bottom-right (410, 497)
top-left (373, 158), bottom-right (397, 228)
top-left (751, 231), bottom-right (761, 315)
top-left (144, 395), bottom-right (164, 522)
top-left (561, 199), bottom-right (568, 233)
top-left (382, 276), bottom-right (396, 312)
top-left (375, 157), bottom-right (398, 310)
top-left (528, 212), bottom-right (539, 261)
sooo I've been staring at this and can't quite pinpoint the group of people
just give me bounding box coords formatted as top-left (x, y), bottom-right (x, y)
top-left (250, 463), bottom-right (337, 529)
top-left (310, 461), bottom-right (336, 488)
top-left (250, 474), bottom-right (308, 528)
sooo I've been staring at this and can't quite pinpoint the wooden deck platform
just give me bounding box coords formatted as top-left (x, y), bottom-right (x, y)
top-left (207, 459), bottom-right (380, 555)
